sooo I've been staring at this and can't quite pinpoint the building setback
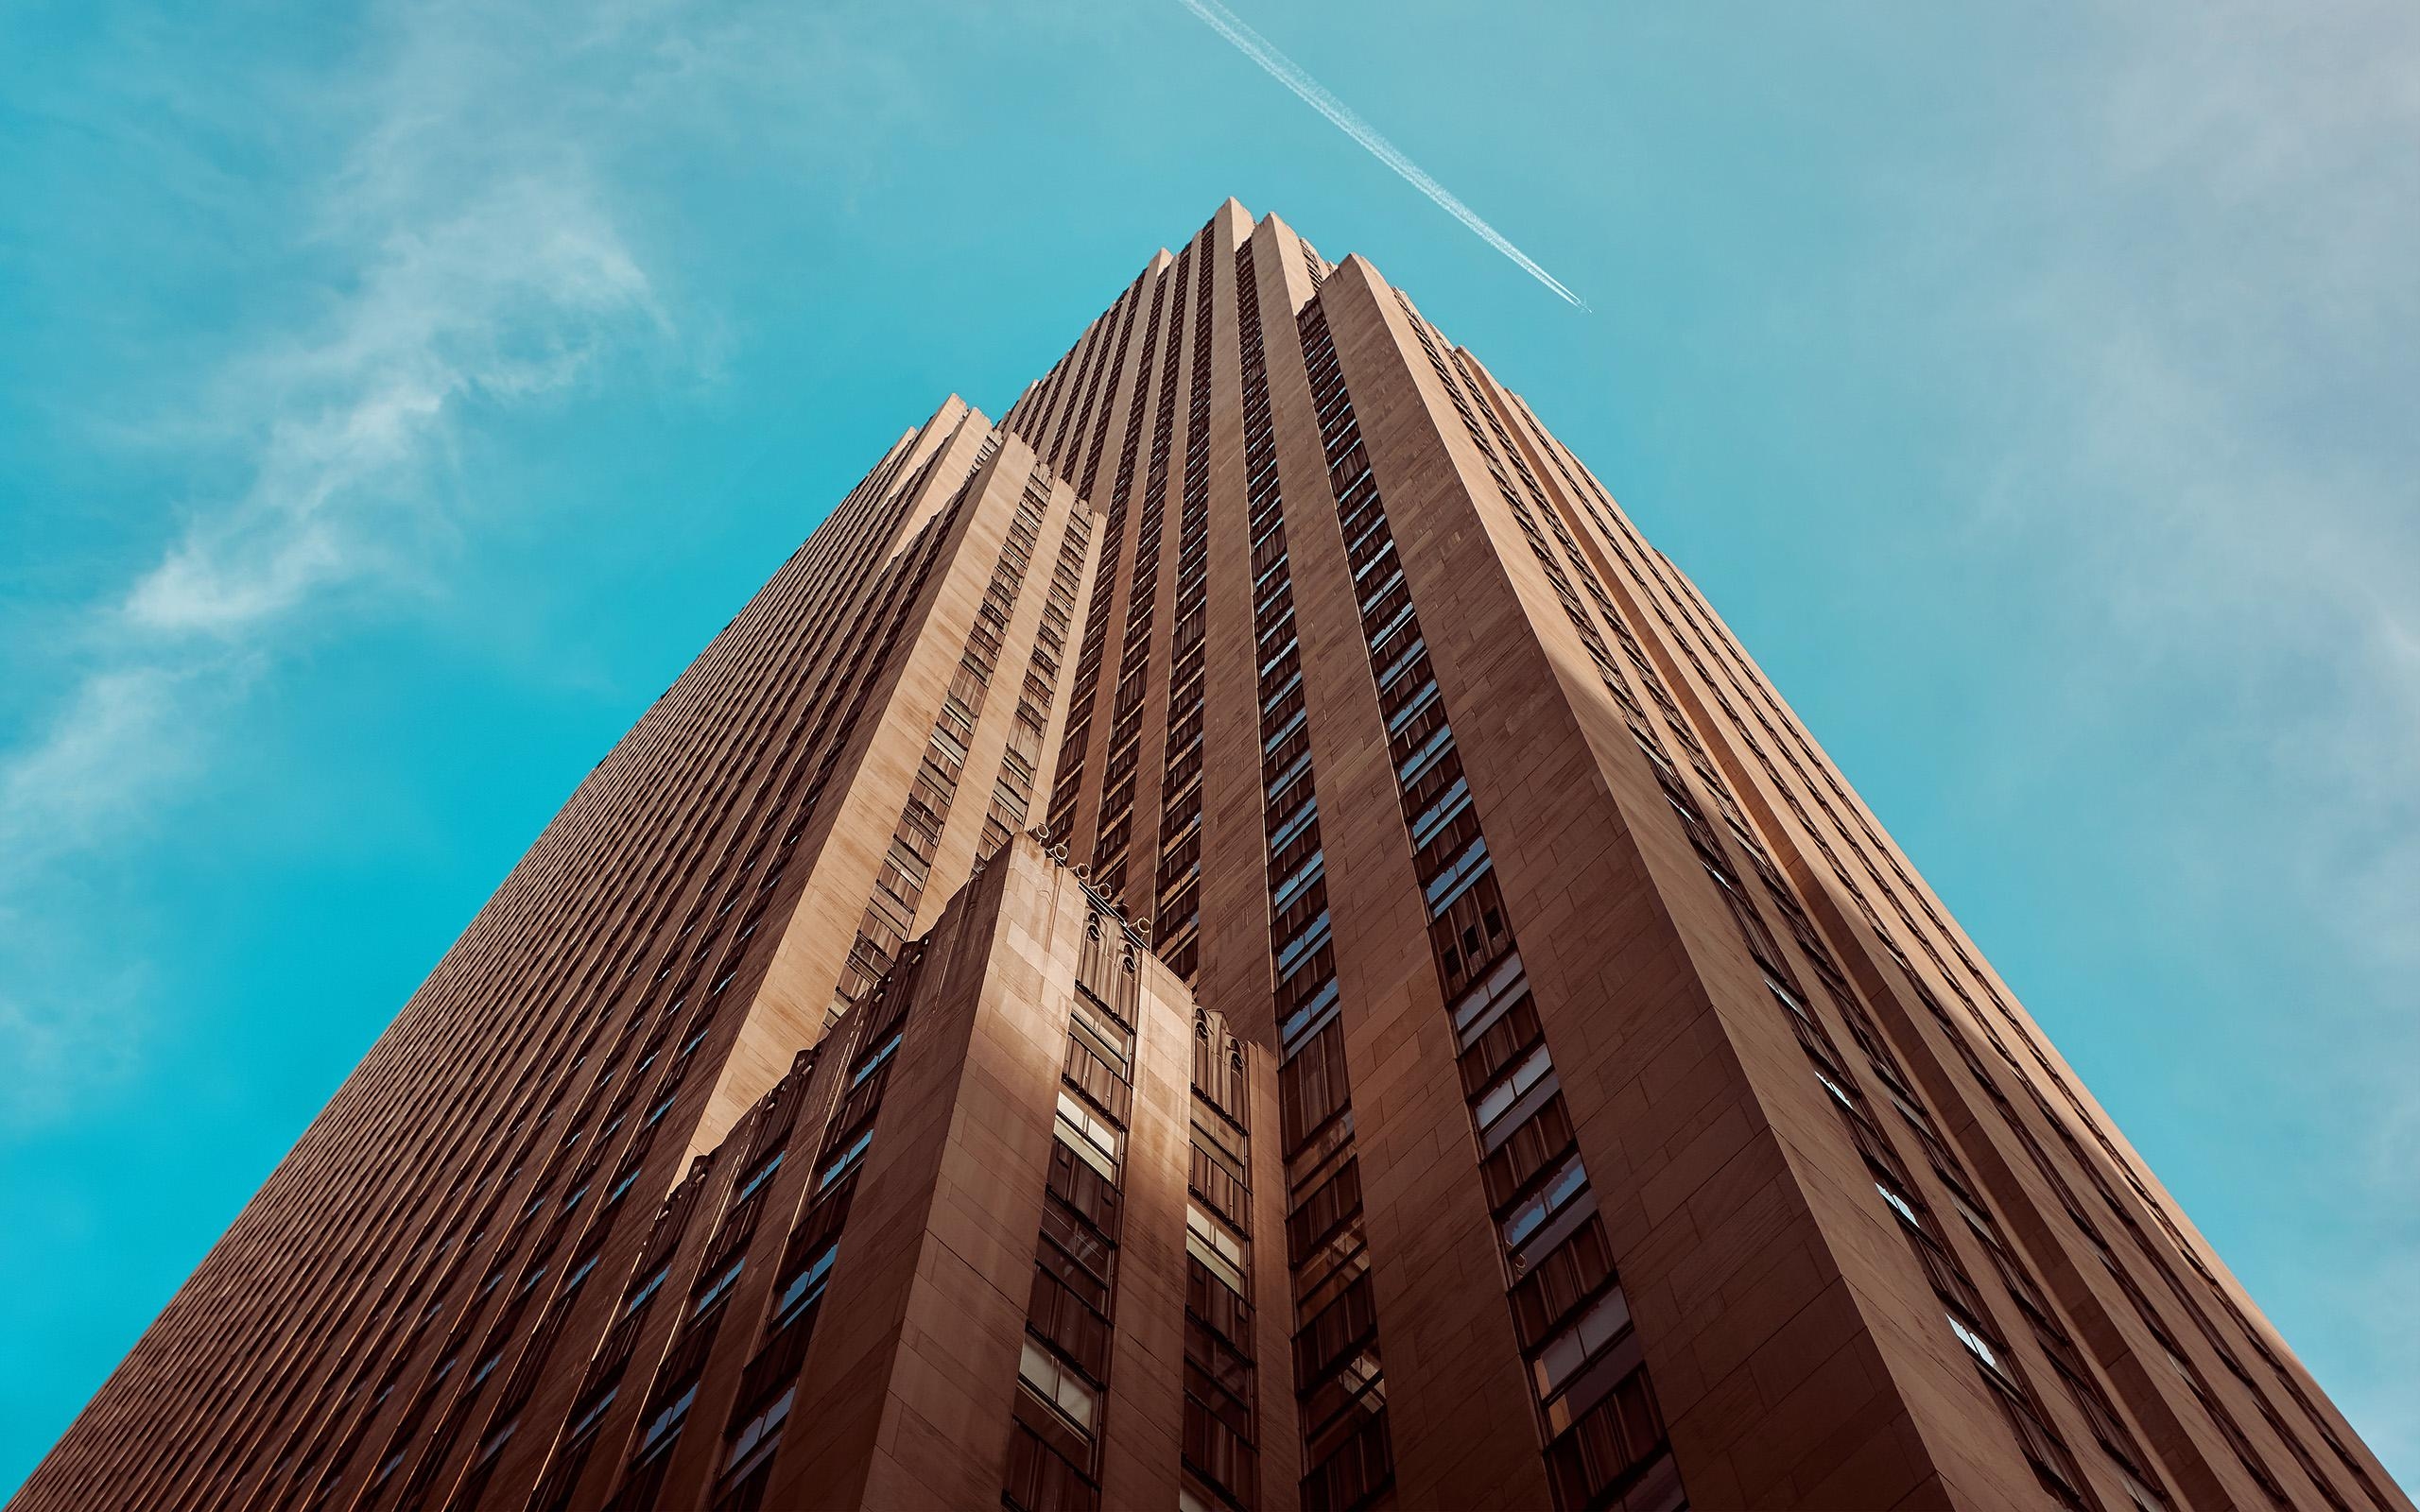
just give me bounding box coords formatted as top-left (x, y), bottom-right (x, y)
top-left (15, 202), bottom-right (2408, 1512)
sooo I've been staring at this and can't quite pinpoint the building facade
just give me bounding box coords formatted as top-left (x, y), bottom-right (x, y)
top-left (16, 202), bottom-right (2407, 1512)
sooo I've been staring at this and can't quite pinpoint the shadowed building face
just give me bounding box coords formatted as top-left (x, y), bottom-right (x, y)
top-left (16, 203), bottom-right (2407, 1512)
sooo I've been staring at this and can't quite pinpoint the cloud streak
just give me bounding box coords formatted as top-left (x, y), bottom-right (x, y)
top-left (1176, 0), bottom-right (1589, 311)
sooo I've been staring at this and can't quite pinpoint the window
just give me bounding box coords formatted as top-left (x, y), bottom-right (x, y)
top-left (820, 1128), bottom-right (873, 1191)
top-left (1068, 996), bottom-right (1131, 1076)
top-left (1186, 1202), bottom-right (1247, 1295)
top-left (625, 1264), bottom-right (668, 1316)
top-left (1020, 1337), bottom-right (1102, 1435)
top-left (1277, 971), bottom-right (1340, 1054)
top-left (1409, 774), bottom-right (1471, 851)
top-left (1385, 675), bottom-right (1439, 737)
top-left (1502, 1153), bottom-right (1589, 1252)
top-left (1765, 973), bottom-right (1811, 1023)
top-left (1544, 1371), bottom-right (1671, 1510)
top-left (1273, 910), bottom-right (1332, 978)
top-left (1422, 835), bottom-right (1491, 917)
top-left (467, 1348), bottom-right (503, 1392)
top-left (1055, 1091), bottom-right (1121, 1177)
top-left (1270, 850), bottom-right (1325, 912)
top-left (1530, 1286), bottom-right (1633, 1400)
top-left (1269, 794), bottom-right (1318, 852)
top-left (473, 1418), bottom-right (515, 1465)
top-left (1396, 723), bottom-right (1452, 786)
top-left (734, 1152), bottom-right (784, 1206)
top-left (637, 1383), bottom-right (696, 1457)
top-left (1006, 1419), bottom-right (1098, 1512)
top-left (774, 1241), bottom-right (838, 1327)
top-left (694, 1257), bottom-right (745, 1315)
top-left (1028, 1261), bottom-right (1114, 1382)
top-left (721, 1385), bottom-right (794, 1481)
top-left (567, 1385), bottom-right (616, 1442)
top-left (1296, 1287), bottom-right (1385, 1439)
top-left (1449, 951), bottom-right (1530, 1048)
top-left (1475, 1043), bottom-right (1552, 1134)
top-left (1876, 1179), bottom-right (1924, 1230)
top-left (556, 1258), bottom-right (599, 1306)
top-left (852, 1032), bottom-right (903, 1088)
top-left (1950, 1313), bottom-right (2012, 1383)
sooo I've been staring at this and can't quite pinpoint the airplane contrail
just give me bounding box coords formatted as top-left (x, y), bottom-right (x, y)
top-left (1177, 0), bottom-right (1589, 312)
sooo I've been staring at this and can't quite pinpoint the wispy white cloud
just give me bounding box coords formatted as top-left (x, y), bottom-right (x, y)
top-left (1176, 0), bottom-right (1589, 310)
top-left (0, 668), bottom-right (206, 870)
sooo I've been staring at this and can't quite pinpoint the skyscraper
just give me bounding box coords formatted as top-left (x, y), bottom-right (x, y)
top-left (17, 201), bottom-right (2405, 1512)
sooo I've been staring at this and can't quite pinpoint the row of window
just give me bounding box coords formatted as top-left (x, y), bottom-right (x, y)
top-left (338, 496), bottom-right (973, 1512)
top-left (1089, 230), bottom-right (1207, 907)
top-left (1301, 299), bottom-right (1683, 1512)
top-left (1150, 229), bottom-right (1220, 986)
top-left (828, 463), bottom-right (1056, 1022)
top-left (1554, 427), bottom-right (2385, 1510)
top-left (691, 982), bottom-right (906, 1512)
top-left (228, 432), bottom-right (983, 1512)
top-left (599, 957), bottom-right (907, 1512)
top-left (1412, 302), bottom-right (2354, 1512)
top-left (981, 476), bottom-right (1091, 863)
top-left (1004, 912), bottom-right (1143, 1512)
top-left (360, 459), bottom-right (982, 1509)
top-left (1070, 269), bottom-right (1153, 502)
top-left (1183, 1007), bottom-right (1261, 1512)
top-left (243, 472), bottom-right (965, 1512)
top-left (1395, 301), bottom-right (2177, 1512)
top-left (1043, 260), bottom-right (1158, 850)
top-left (1299, 236), bottom-right (1330, 288)
top-left (519, 1078), bottom-right (740, 1512)
top-left (1240, 249), bottom-right (1398, 1512)
top-left (1429, 297), bottom-right (2068, 1499)
top-left (1025, 300), bottom-right (1105, 471)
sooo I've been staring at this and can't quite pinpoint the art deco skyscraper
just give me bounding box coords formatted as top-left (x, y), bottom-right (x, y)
top-left (18, 202), bottom-right (2406, 1512)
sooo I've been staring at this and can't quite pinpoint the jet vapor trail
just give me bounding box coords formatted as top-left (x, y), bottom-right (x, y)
top-left (1177, 0), bottom-right (1589, 312)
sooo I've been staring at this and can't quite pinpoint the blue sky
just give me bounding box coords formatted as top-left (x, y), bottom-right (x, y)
top-left (3, 0), bottom-right (2414, 1493)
